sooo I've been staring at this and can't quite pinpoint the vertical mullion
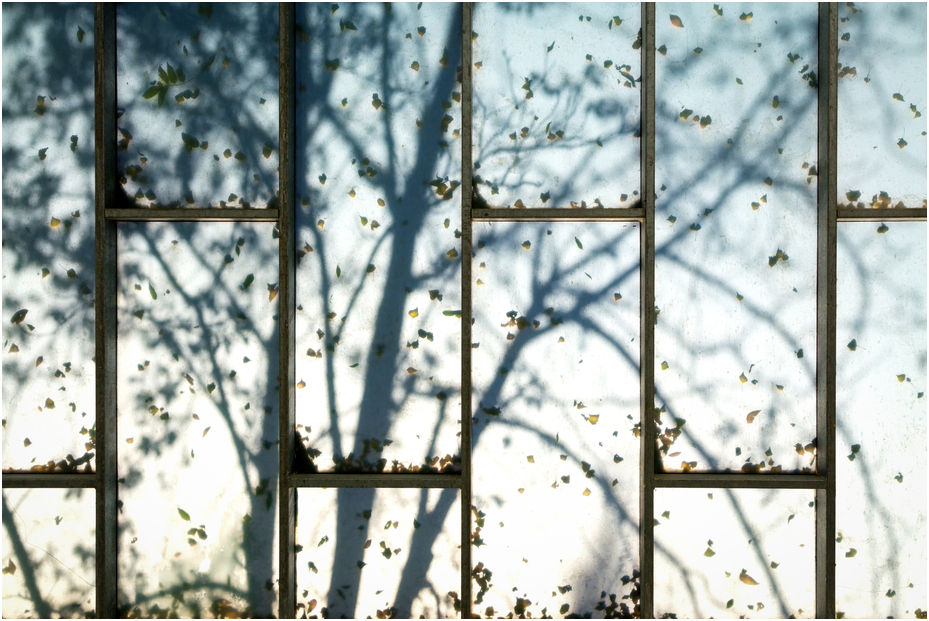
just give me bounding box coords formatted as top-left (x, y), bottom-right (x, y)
top-left (278, 3), bottom-right (297, 618)
top-left (638, 3), bottom-right (656, 619)
top-left (460, 3), bottom-right (474, 617)
top-left (94, 3), bottom-right (118, 618)
top-left (815, 3), bottom-right (838, 619)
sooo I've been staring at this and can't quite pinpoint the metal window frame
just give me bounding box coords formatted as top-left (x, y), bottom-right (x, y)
top-left (2, 3), bottom-right (925, 619)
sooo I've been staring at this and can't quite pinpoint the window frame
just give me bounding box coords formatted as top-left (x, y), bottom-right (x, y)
top-left (2, 3), bottom-right (926, 618)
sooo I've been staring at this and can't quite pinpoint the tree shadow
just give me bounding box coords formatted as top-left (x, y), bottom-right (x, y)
top-left (1, 2), bottom-right (925, 619)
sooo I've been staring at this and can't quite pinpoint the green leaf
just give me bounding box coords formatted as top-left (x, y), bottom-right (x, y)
top-left (177, 507), bottom-right (191, 521)
top-left (143, 85), bottom-right (161, 99)
top-left (575, 237), bottom-right (583, 249)
top-left (77, 26), bottom-right (85, 43)
top-left (166, 63), bottom-right (178, 84)
top-left (181, 133), bottom-right (200, 149)
top-left (241, 274), bottom-right (254, 290)
top-left (10, 309), bottom-right (28, 325)
top-left (149, 284), bottom-right (157, 300)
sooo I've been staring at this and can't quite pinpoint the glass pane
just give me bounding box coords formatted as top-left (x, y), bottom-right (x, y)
top-left (836, 222), bottom-right (927, 618)
top-left (116, 4), bottom-right (280, 209)
top-left (116, 223), bottom-right (279, 618)
top-left (296, 488), bottom-right (460, 618)
top-left (2, 3), bottom-right (96, 473)
top-left (471, 223), bottom-right (640, 618)
top-left (472, 4), bottom-right (640, 209)
top-left (294, 3), bottom-right (461, 472)
top-left (838, 3), bottom-right (927, 209)
top-left (655, 488), bottom-right (815, 618)
top-left (655, 3), bottom-right (818, 472)
top-left (2, 489), bottom-right (95, 619)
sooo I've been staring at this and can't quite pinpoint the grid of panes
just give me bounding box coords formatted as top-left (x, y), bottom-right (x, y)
top-left (2, 3), bottom-right (926, 619)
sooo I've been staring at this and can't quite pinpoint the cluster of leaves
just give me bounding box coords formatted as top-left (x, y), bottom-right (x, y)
top-left (142, 63), bottom-right (192, 107)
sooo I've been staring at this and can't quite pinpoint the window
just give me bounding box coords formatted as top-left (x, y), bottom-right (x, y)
top-left (2, 3), bottom-right (926, 619)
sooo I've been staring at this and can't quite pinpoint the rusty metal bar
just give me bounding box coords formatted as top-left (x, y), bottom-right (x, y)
top-left (837, 207), bottom-right (927, 221)
top-left (94, 3), bottom-right (119, 617)
top-left (639, 3), bottom-right (656, 619)
top-left (460, 2), bottom-right (475, 617)
top-left (105, 208), bottom-right (280, 222)
top-left (816, 4), bottom-right (838, 619)
top-left (289, 473), bottom-right (463, 489)
top-left (655, 473), bottom-right (827, 489)
top-left (1, 473), bottom-right (97, 488)
top-left (472, 207), bottom-right (645, 222)
top-left (278, 3), bottom-right (297, 618)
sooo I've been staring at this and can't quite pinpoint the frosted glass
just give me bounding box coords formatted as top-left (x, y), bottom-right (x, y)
top-left (296, 488), bottom-right (460, 618)
top-left (655, 3), bottom-right (818, 472)
top-left (116, 4), bottom-right (279, 209)
top-left (2, 489), bottom-right (95, 619)
top-left (472, 3), bottom-right (640, 209)
top-left (837, 3), bottom-right (927, 209)
top-left (836, 222), bottom-right (927, 618)
top-left (471, 223), bottom-right (640, 618)
top-left (2, 3), bottom-right (96, 473)
top-left (655, 488), bottom-right (815, 618)
top-left (116, 223), bottom-right (279, 618)
top-left (294, 3), bottom-right (461, 472)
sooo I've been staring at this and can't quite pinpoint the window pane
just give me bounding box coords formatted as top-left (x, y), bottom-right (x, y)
top-left (294, 3), bottom-right (462, 472)
top-left (655, 3), bottom-right (818, 472)
top-left (2, 3), bottom-right (96, 473)
top-left (471, 222), bottom-right (640, 618)
top-left (655, 488), bottom-right (815, 618)
top-left (472, 3), bottom-right (640, 209)
top-left (116, 4), bottom-right (280, 209)
top-left (295, 488), bottom-right (460, 618)
top-left (836, 222), bottom-right (927, 618)
top-left (2, 489), bottom-right (95, 619)
top-left (838, 3), bottom-right (927, 209)
top-left (116, 223), bottom-right (279, 618)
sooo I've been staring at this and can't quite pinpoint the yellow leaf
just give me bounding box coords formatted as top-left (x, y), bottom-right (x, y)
top-left (739, 373), bottom-right (748, 383)
top-left (408, 308), bottom-right (419, 318)
top-left (746, 410), bottom-right (760, 424)
top-left (669, 14), bottom-right (684, 27)
top-left (739, 570), bottom-right (759, 585)
top-left (582, 488), bottom-right (591, 496)
top-left (587, 414), bottom-right (599, 425)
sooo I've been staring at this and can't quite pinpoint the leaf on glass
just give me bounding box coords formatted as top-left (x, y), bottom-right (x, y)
top-left (177, 507), bottom-right (191, 521)
top-left (739, 570), bottom-right (759, 585)
top-left (746, 410), bottom-right (760, 424)
top-left (669, 14), bottom-right (684, 28)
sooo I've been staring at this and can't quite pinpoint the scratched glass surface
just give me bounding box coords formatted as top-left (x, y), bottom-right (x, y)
top-left (471, 222), bottom-right (640, 618)
top-left (837, 3), bottom-right (927, 209)
top-left (116, 223), bottom-right (279, 618)
top-left (472, 3), bottom-right (640, 209)
top-left (654, 4), bottom-right (818, 472)
top-left (1, 489), bottom-right (95, 619)
top-left (295, 488), bottom-right (460, 619)
top-left (655, 488), bottom-right (815, 618)
top-left (294, 3), bottom-right (462, 473)
top-left (836, 222), bottom-right (927, 618)
top-left (116, 3), bottom-right (279, 208)
top-left (2, 3), bottom-right (96, 473)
